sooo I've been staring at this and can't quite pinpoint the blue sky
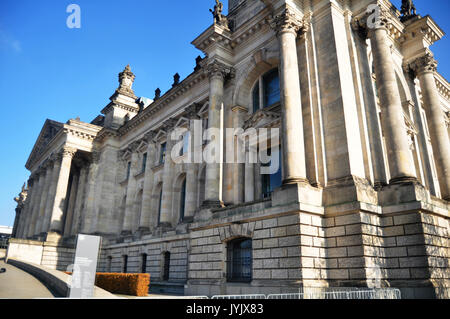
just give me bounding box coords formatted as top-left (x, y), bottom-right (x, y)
top-left (0, 0), bottom-right (449, 227)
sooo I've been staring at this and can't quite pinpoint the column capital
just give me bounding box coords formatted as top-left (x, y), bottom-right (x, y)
top-left (269, 7), bottom-right (305, 36)
top-left (62, 146), bottom-right (77, 159)
top-left (352, 5), bottom-right (394, 39)
top-left (206, 59), bottom-right (233, 81)
top-left (406, 51), bottom-right (438, 76)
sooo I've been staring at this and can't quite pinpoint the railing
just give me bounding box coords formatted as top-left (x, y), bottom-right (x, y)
top-left (266, 288), bottom-right (402, 300)
top-left (211, 294), bottom-right (267, 300)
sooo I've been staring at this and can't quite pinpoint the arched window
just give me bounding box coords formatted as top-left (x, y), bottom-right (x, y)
top-left (227, 238), bottom-right (252, 282)
top-left (252, 68), bottom-right (280, 113)
top-left (162, 252), bottom-right (170, 281)
top-left (179, 178), bottom-right (187, 222)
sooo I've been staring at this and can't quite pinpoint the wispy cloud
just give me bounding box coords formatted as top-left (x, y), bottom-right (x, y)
top-left (0, 30), bottom-right (22, 53)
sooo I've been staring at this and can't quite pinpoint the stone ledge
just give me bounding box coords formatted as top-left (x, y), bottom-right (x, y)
top-left (6, 258), bottom-right (118, 299)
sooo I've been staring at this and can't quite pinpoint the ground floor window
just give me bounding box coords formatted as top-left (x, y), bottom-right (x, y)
top-left (122, 255), bottom-right (128, 273)
top-left (162, 252), bottom-right (170, 281)
top-left (141, 253), bottom-right (147, 273)
top-left (227, 238), bottom-right (252, 282)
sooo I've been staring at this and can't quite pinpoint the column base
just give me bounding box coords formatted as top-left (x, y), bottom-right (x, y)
top-left (201, 200), bottom-right (225, 209)
top-left (272, 182), bottom-right (322, 208)
top-left (45, 231), bottom-right (62, 244)
top-left (282, 177), bottom-right (309, 186)
top-left (389, 176), bottom-right (418, 185)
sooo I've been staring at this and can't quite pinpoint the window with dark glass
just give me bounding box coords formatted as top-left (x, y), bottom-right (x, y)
top-left (142, 153), bottom-right (147, 173)
top-left (261, 147), bottom-right (282, 199)
top-left (179, 178), bottom-right (186, 222)
top-left (179, 132), bottom-right (190, 156)
top-left (159, 142), bottom-right (167, 165)
top-left (126, 162), bottom-right (131, 180)
top-left (163, 252), bottom-right (170, 281)
top-left (227, 238), bottom-right (252, 282)
top-left (252, 84), bottom-right (260, 113)
top-left (122, 255), bottom-right (128, 273)
top-left (141, 253), bottom-right (147, 273)
top-left (252, 68), bottom-right (280, 113)
top-left (263, 69), bottom-right (280, 107)
top-left (157, 189), bottom-right (163, 225)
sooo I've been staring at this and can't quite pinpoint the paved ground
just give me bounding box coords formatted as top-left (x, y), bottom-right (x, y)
top-left (0, 258), bottom-right (54, 299)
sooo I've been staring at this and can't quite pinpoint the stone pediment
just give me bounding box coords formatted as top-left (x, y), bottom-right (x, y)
top-left (243, 108), bottom-right (280, 130)
top-left (26, 119), bottom-right (64, 170)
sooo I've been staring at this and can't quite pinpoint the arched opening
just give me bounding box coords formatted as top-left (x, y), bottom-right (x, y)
top-left (251, 68), bottom-right (280, 113)
top-left (227, 238), bottom-right (252, 283)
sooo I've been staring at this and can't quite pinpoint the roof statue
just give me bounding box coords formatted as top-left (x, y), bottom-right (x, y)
top-left (209, 0), bottom-right (228, 28)
top-left (401, 0), bottom-right (418, 22)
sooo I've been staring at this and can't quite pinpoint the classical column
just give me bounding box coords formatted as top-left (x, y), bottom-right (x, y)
top-left (359, 11), bottom-right (417, 183)
top-left (63, 172), bottom-right (79, 236)
top-left (81, 151), bottom-right (100, 234)
top-left (139, 132), bottom-right (156, 232)
top-left (70, 163), bottom-right (88, 236)
top-left (409, 53), bottom-right (450, 199)
top-left (41, 158), bottom-right (58, 236)
top-left (122, 150), bottom-right (139, 235)
top-left (270, 8), bottom-right (308, 185)
top-left (35, 162), bottom-right (52, 238)
top-left (232, 106), bottom-right (247, 204)
top-left (203, 60), bottom-right (231, 208)
top-left (27, 169), bottom-right (45, 238)
top-left (160, 126), bottom-right (176, 226)
top-left (20, 177), bottom-right (36, 238)
top-left (245, 145), bottom-right (255, 203)
top-left (48, 146), bottom-right (77, 237)
top-left (184, 120), bottom-right (199, 220)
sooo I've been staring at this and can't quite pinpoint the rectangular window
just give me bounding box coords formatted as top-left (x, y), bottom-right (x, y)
top-left (261, 148), bottom-right (282, 199)
top-left (159, 142), bottom-right (167, 165)
top-left (123, 255), bottom-right (128, 273)
top-left (142, 153), bottom-right (147, 173)
top-left (126, 161), bottom-right (131, 180)
top-left (141, 254), bottom-right (147, 273)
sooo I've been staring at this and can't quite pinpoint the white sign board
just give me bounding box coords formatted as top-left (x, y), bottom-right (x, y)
top-left (69, 234), bottom-right (101, 298)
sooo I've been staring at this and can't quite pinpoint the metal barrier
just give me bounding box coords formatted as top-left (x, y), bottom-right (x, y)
top-left (267, 288), bottom-right (401, 300)
top-left (211, 294), bottom-right (266, 300)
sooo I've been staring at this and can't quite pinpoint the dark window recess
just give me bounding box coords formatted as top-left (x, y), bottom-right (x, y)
top-left (227, 238), bottom-right (252, 282)
top-left (141, 254), bottom-right (147, 273)
top-left (142, 153), bottom-right (147, 172)
top-left (252, 84), bottom-right (260, 113)
top-left (157, 189), bottom-right (163, 225)
top-left (126, 161), bottom-right (131, 180)
top-left (261, 148), bottom-right (282, 199)
top-left (263, 69), bottom-right (280, 107)
top-left (163, 252), bottom-right (170, 281)
top-left (179, 178), bottom-right (186, 222)
top-left (160, 143), bottom-right (167, 165)
top-left (123, 255), bottom-right (128, 273)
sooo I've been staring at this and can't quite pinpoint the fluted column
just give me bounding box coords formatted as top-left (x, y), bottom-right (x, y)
top-left (18, 178), bottom-right (34, 238)
top-left (160, 127), bottom-right (176, 226)
top-left (28, 169), bottom-right (45, 238)
top-left (270, 8), bottom-right (308, 185)
top-left (70, 163), bottom-right (88, 236)
top-left (42, 158), bottom-right (57, 235)
top-left (360, 11), bottom-right (417, 183)
top-left (203, 60), bottom-right (232, 208)
top-left (122, 151), bottom-right (139, 235)
top-left (139, 133), bottom-right (156, 232)
top-left (81, 152), bottom-right (100, 234)
top-left (35, 163), bottom-right (52, 237)
top-left (409, 53), bottom-right (450, 199)
top-left (232, 106), bottom-right (247, 204)
top-left (185, 120), bottom-right (200, 220)
top-left (48, 146), bottom-right (76, 236)
top-left (63, 172), bottom-right (79, 236)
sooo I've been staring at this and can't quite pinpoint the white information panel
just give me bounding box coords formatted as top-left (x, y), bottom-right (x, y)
top-left (69, 234), bottom-right (102, 298)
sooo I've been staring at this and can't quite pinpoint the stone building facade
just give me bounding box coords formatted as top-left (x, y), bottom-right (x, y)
top-left (11, 0), bottom-right (450, 298)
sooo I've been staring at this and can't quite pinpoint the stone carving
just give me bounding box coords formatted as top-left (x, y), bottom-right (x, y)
top-left (210, 0), bottom-right (228, 27)
top-left (194, 56), bottom-right (204, 72)
top-left (154, 88), bottom-right (161, 100)
top-left (401, 0), bottom-right (417, 22)
top-left (206, 59), bottom-right (233, 80)
top-left (269, 8), bottom-right (304, 36)
top-left (62, 146), bottom-right (77, 158)
top-left (407, 52), bottom-right (438, 75)
top-left (352, 6), bottom-right (392, 38)
top-left (173, 73), bottom-right (180, 87)
top-left (117, 65), bottom-right (137, 98)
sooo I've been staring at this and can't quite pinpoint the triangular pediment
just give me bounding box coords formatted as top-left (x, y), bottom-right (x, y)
top-left (26, 119), bottom-right (64, 170)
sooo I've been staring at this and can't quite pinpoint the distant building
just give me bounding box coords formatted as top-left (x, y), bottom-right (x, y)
top-left (0, 226), bottom-right (12, 249)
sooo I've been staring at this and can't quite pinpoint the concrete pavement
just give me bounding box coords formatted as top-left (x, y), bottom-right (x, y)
top-left (0, 258), bottom-right (54, 299)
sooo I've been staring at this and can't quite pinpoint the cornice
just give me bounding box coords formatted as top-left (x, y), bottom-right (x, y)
top-left (435, 72), bottom-right (450, 103)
